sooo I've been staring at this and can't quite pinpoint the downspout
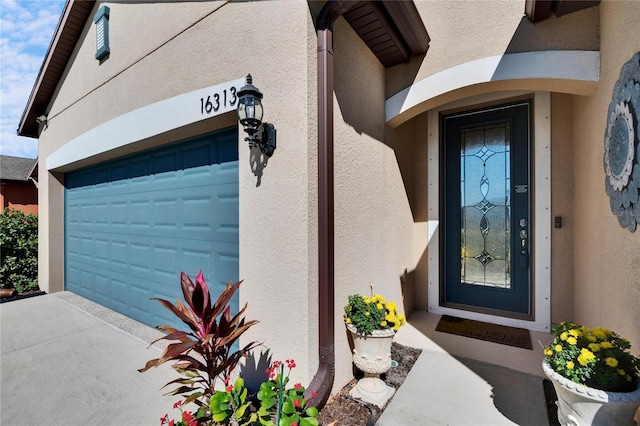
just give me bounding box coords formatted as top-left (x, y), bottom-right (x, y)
top-left (305, 0), bottom-right (356, 408)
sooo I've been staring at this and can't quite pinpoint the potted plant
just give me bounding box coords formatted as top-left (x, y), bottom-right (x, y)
top-left (542, 321), bottom-right (640, 425)
top-left (343, 293), bottom-right (406, 407)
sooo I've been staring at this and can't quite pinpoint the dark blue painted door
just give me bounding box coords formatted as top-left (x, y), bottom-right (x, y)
top-left (65, 128), bottom-right (239, 329)
top-left (442, 102), bottom-right (531, 315)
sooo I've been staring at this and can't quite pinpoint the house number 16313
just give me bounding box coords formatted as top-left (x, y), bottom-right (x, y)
top-left (200, 87), bottom-right (238, 115)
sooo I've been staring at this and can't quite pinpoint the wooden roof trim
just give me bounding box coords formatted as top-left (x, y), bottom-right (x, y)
top-left (18, 0), bottom-right (96, 138)
top-left (553, 0), bottom-right (601, 17)
top-left (526, 0), bottom-right (600, 22)
top-left (525, 0), bottom-right (552, 23)
top-left (343, 1), bottom-right (429, 68)
top-left (382, 1), bottom-right (430, 56)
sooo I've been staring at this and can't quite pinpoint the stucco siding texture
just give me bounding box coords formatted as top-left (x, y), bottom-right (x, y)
top-left (572, 0), bottom-right (640, 355)
top-left (550, 93), bottom-right (574, 322)
top-left (32, 0), bottom-right (640, 399)
top-left (387, 0), bottom-right (599, 98)
top-left (38, 0), bottom-right (318, 387)
top-left (331, 17), bottom-right (416, 391)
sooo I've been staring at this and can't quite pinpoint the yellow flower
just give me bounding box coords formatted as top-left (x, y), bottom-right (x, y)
top-left (365, 311), bottom-right (370, 316)
top-left (363, 297), bottom-right (370, 304)
top-left (386, 313), bottom-right (396, 322)
top-left (586, 335), bottom-right (597, 343)
top-left (560, 332), bottom-right (568, 341)
top-left (592, 329), bottom-right (607, 340)
top-left (588, 343), bottom-right (601, 352)
top-left (378, 295), bottom-right (386, 303)
top-left (397, 314), bottom-right (406, 324)
top-left (393, 323), bottom-right (401, 331)
top-left (555, 344), bottom-right (563, 352)
top-left (577, 348), bottom-right (595, 366)
top-left (568, 329), bottom-right (581, 337)
top-left (544, 348), bottom-right (554, 356)
top-left (566, 361), bottom-right (575, 370)
top-left (387, 301), bottom-right (397, 311)
top-left (567, 336), bottom-right (577, 345)
top-left (600, 341), bottom-right (613, 349)
top-left (376, 303), bottom-right (384, 310)
top-left (606, 357), bottom-right (618, 368)
top-left (618, 369), bottom-right (626, 376)
top-left (345, 317), bottom-right (351, 324)
top-left (380, 321), bottom-right (388, 327)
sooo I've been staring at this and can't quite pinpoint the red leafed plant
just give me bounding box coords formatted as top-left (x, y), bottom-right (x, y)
top-left (139, 271), bottom-right (259, 408)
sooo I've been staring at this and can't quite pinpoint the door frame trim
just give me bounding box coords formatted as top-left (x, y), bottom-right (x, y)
top-left (427, 91), bottom-right (551, 333)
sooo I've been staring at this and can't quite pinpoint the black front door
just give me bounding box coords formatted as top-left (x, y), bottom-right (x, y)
top-left (442, 101), bottom-right (532, 315)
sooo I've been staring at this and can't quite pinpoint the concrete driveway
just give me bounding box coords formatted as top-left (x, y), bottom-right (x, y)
top-left (1, 292), bottom-right (178, 426)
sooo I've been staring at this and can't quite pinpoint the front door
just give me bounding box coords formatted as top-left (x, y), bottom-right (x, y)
top-left (442, 101), bottom-right (531, 316)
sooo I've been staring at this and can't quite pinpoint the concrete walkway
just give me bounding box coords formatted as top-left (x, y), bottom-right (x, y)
top-left (2, 292), bottom-right (551, 425)
top-left (377, 351), bottom-right (549, 425)
top-left (0, 292), bottom-right (175, 426)
top-left (377, 314), bottom-right (550, 425)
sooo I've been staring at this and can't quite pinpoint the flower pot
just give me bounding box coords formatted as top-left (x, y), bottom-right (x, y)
top-left (542, 360), bottom-right (640, 426)
top-left (347, 323), bottom-right (395, 408)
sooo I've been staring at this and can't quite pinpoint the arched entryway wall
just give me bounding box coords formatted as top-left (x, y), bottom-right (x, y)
top-left (386, 50), bottom-right (599, 332)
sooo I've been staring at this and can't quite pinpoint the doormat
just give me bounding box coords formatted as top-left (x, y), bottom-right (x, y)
top-left (435, 315), bottom-right (532, 350)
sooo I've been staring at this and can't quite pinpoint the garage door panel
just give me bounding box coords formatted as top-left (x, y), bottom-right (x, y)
top-left (67, 185), bottom-right (238, 243)
top-left (65, 128), bottom-right (239, 330)
top-left (68, 229), bottom-right (239, 282)
top-left (95, 274), bottom-right (110, 299)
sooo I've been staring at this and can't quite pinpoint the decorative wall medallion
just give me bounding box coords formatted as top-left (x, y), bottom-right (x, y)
top-left (604, 52), bottom-right (640, 232)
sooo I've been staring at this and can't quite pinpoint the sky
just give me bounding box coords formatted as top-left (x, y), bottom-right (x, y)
top-left (1, 0), bottom-right (65, 159)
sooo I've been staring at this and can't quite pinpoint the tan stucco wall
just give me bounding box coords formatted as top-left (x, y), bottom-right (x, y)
top-left (572, 0), bottom-right (640, 354)
top-left (38, 0), bottom-right (319, 387)
top-left (387, 0), bottom-right (599, 98)
top-left (331, 17), bottom-right (417, 391)
top-left (550, 93), bottom-right (574, 322)
top-left (33, 0), bottom-right (640, 399)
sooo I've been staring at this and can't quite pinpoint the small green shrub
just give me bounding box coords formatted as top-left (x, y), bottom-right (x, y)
top-left (0, 208), bottom-right (38, 292)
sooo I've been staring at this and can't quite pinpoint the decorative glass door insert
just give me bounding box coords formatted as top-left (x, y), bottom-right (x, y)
top-left (460, 123), bottom-right (511, 289)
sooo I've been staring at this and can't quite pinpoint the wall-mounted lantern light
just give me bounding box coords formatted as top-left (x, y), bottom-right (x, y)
top-left (237, 74), bottom-right (276, 156)
top-left (93, 5), bottom-right (110, 60)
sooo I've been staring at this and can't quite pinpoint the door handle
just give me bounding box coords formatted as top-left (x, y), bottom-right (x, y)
top-left (519, 225), bottom-right (528, 268)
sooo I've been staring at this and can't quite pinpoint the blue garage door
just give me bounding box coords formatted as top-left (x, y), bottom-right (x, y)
top-left (65, 128), bottom-right (238, 329)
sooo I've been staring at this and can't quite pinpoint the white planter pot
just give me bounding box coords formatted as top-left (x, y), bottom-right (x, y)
top-left (347, 324), bottom-right (396, 408)
top-left (542, 360), bottom-right (640, 426)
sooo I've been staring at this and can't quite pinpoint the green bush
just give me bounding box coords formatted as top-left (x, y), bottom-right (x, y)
top-left (0, 208), bottom-right (38, 292)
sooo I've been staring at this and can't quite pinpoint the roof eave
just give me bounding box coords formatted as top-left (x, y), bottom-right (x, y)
top-left (525, 0), bottom-right (600, 22)
top-left (17, 0), bottom-right (96, 139)
top-left (343, 1), bottom-right (429, 69)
